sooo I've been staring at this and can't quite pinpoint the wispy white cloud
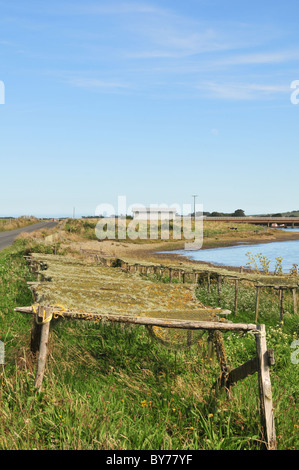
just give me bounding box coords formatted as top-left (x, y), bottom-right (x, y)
top-left (197, 81), bottom-right (290, 100)
top-left (125, 27), bottom-right (229, 59)
top-left (52, 2), bottom-right (165, 16)
top-left (216, 49), bottom-right (299, 67)
top-left (14, 1), bottom-right (296, 103)
top-left (68, 77), bottom-right (131, 91)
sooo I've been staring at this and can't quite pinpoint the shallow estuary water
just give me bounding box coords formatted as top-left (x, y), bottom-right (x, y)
top-left (170, 229), bottom-right (299, 274)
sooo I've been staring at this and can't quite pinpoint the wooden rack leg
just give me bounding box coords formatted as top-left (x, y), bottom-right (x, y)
top-left (213, 330), bottom-right (230, 388)
top-left (33, 306), bottom-right (52, 391)
top-left (187, 330), bottom-right (193, 347)
top-left (255, 324), bottom-right (276, 450)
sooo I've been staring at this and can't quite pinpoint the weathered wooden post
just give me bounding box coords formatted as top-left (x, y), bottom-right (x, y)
top-left (207, 331), bottom-right (214, 362)
top-left (213, 330), bottom-right (230, 388)
top-left (187, 330), bottom-right (193, 347)
top-left (255, 324), bottom-right (276, 450)
top-left (32, 306), bottom-right (52, 391)
top-left (217, 275), bottom-right (222, 306)
top-left (234, 279), bottom-right (239, 316)
top-left (169, 268), bottom-right (172, 283)
top-left (292, 288), bottom-right (297, 315)
top-left (279, 288), bottom-right (284, 324)
top-left (255, 286), bottom-right (261, 323)
top-left (207, 272), bottom-right (211, 294)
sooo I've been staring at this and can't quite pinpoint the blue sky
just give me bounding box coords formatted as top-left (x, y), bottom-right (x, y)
top-left (0, 0), bottom-right (299, 217)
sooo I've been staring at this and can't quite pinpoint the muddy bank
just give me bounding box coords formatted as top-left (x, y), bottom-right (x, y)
top-left (68, 227), bottom-right (299, 274)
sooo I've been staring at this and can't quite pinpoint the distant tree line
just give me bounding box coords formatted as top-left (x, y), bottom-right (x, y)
top-left (203, 209), bottom-right (246, 217)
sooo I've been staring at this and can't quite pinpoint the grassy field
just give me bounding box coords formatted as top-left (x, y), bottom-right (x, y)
top-left (0, 239), bottom-right (298, 450)
top-left (62, 218), bottom-right (267, 243)
top-left (0, 217), bottom-right (39, 233)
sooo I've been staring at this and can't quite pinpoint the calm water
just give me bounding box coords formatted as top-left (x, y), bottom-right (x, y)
top-left (171, 229), bottom-right (299, 273)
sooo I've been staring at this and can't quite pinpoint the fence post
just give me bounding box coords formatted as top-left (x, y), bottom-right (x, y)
top-left (207, 272), bottom-right (211, 293)
top-left (293, 288), bottom-right (297, 315)
top-left (234, 279), bottom-right (239, 316)
top-left (279, 288), bottom-right (284, 324)
top-left (217, 275), bottom-right (222, 306)
top-left (255, 286), bottom-right (261, 323)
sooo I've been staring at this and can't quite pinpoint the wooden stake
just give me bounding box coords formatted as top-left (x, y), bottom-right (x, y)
top-left (207, 331), bottom-right (214, 362)
top-left (279, 288), bottom-right (284, 324)
top-left (207, 272), bottom-right (211, 294)
top-left (30, 314), bottom-right (42, 356)
top-left (213, 330), bottom-right (229, 386)
top-left (234, 279), bottom-right (239, 316)
top-left (187, 330), bottom-right (193, 347)
top-left (217, 275), bottom-right (222, 306)
top-left (34, 306), bottom-right (52, 391)
top-left (255, 286), bottom-right (261, 323)
top-left (293, 288), bottom-right (297, 315)
top-left (255, 324), bottom-right (276, 450)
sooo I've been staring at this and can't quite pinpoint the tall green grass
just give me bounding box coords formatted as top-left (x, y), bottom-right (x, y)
top-left (195, 278), bottom-right (299, 450)
top-left (0, 243), bottom-right (298, 450)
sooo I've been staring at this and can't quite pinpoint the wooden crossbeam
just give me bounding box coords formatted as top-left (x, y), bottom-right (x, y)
top-left (15, 306), bottom-right (254, 331)
top-left (227, 356), bottom-right (258, 386)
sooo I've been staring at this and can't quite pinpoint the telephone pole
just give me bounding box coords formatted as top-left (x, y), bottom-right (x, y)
top-left (192, 195), bottom-right (198, 220)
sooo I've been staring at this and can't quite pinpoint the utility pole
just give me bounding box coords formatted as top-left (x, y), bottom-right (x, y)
top-left (192, 195), bottom-right (198, 220)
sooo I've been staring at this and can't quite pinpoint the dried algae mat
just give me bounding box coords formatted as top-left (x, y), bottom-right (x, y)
top-left (30, 253), bottom-right (225, 322)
